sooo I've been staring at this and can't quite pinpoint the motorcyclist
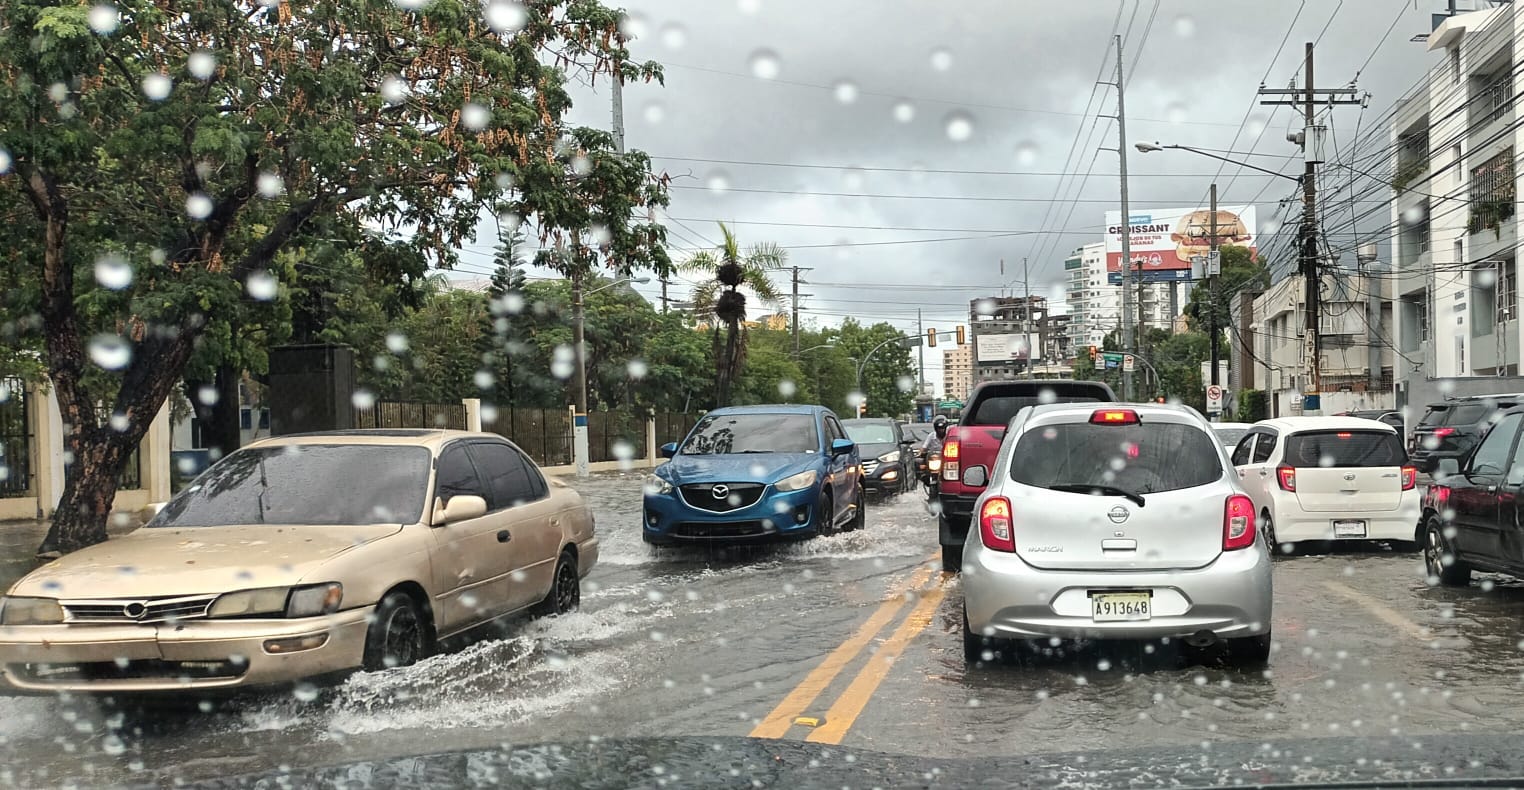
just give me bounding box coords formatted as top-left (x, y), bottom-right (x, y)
top-left (923, 415), bottom-right (949, 454)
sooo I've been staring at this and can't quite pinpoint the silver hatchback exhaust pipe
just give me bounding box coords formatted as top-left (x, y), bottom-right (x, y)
top-left (1183, 630), bottom-right (1218, 648)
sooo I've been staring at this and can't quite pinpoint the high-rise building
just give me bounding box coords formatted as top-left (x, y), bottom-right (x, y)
top-left (942, 344), bottom-right (973, 402)
top-left (1065, 242), bottom-right (1120, 346)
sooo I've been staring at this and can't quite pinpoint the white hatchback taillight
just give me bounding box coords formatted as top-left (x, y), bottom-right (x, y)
top-left (1224, 494), bottom-right (1256, 551)
top-left (979, 496), bottom-right (1015, 552)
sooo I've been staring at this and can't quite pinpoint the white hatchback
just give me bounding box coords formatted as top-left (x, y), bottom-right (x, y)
top-left (1229, 417), bottom-right (1420, 551)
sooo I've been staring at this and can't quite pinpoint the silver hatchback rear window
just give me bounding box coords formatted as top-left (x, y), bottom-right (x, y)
top-left (1009, 421), bottom-right (1223, 495)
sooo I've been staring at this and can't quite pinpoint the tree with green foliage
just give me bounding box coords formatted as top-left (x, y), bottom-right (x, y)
top-left (1, 0), bottom-right (670, 553)
top-left (834, 319), bottom-right (916, 418)
top-left (1186, 245), bottom-right (1266, 337)
top-left (681, 223), bottom-right (786, 407)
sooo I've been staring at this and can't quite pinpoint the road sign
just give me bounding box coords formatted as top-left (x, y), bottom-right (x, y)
top-left (1122, 354), bottom-right (1135, 373)
top-left (1206, 384), bottom-right (1224, 413)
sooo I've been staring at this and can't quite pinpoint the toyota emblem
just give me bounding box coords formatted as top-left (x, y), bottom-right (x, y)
top-left (122, 601), bottom-right (147, 619)
top-left (1107, 505), bottom-right (1130, 524)
top-left (711, 484), bottom-right (730, 500)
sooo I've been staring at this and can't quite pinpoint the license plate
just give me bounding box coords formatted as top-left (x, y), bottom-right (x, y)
top-left (1334, 519), bottom-right (1367, 538)
top-left (1090, 591), bottom-right (1151, 622)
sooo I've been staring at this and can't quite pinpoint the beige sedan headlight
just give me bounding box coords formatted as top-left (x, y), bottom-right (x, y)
top-left (0, 596), bottom-right (65, 625)
top-left (208, 587), bottom-right (290, 618)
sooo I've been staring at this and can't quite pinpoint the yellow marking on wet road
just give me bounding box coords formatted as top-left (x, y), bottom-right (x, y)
top-left (749, 556), bottom-right (935, 739)
top-left (793, 716), bottom-right (821, 727)
top-left (805, 571), bottom-right (948, 745)
top-left (1321, 580), bottom-right (1431, 641)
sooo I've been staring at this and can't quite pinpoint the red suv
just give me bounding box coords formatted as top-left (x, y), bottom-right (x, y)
top-left (937, 379), bottom-right (1116, 571)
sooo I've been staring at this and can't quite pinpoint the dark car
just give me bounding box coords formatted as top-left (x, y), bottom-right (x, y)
top-left (1422, 404), bottom-right (1524, 585)
top-left (1337, 409), bottom-right (1405, 431)
top-left (1410, 395), bottom-right (1524, 472)
top-left (936, 379), bottom-right (1117, 571)
top-left (842, 418), bottom-right (914, 498)
top-left (902, 422), bottom-right (933, 487)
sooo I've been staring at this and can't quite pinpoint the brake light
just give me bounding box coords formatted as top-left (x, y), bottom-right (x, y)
top-left (1428, 485), bottom-right (1451, 510)
top-left (1401, 465), bottom-right (1417, 491)
top-left (1223, 494), bottom-right (1256, 550)
top-left (942, 438), bottom-right (959, 459)
top-left (1090, 409), bottom-right (1140, 425)
top-left (1433, 427), bottom-right (1455, 438)
top-left (941, 438), bottom-right (960, 482)
top-left (1336, 432), bottom-right (1352, 438)
top-left (979, 496), bottom-right (1016, 552)
top-left (1276, 465), bottom-right (1296, 491)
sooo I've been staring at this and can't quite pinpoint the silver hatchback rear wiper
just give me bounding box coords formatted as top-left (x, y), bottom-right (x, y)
top-left (1047, 483), bottom-right (1146, 508)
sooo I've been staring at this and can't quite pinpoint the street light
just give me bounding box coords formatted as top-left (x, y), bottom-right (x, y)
top-left (797, 341), bottom-right (836, 356)
top-left (1133, 142), bottom-right (1302, 182)
top-left (572, 275), bottom-right (652, 477)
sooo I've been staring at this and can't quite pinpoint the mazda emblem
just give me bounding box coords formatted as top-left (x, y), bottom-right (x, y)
top-left (711, 484), bottom-right (730, 500)
top-left (1107, 506), bottom-right (1130, 524)
top-left (122, 601), bottom-right (147, 619)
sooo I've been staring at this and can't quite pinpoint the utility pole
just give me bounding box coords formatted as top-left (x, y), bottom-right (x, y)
top-left (1209, 182), bottom-right (1220, 388)
top-left (792, 266), bottom-right (801, 356)
top-left (1259, 42), bottom-right (1362, 407)
top-left (1023, 256), bottom-right (1034, 380)
top-left (917, 308), bottom-right (927, 395)
top-left (611, 75), bottom-right (626, 154)
top-left (1112, 34), bottom-right (1136, 401)
top-left (571, 270), bottom-right (589, 477)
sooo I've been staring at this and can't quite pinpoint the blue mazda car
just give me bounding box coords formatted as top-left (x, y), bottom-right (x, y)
top-left (642, 405), bottom-right (865, 545)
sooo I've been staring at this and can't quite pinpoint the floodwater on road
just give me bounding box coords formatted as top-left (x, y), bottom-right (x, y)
top-left (5, 473), bottom-right (1524, 787)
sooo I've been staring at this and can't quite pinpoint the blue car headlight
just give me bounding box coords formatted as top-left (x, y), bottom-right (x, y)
top-left (776, 470), bottom-right (818, 492)
top-left (643, 474), bottom-right (673, 495)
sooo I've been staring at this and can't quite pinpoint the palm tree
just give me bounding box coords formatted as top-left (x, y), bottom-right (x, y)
top-left (681, 223), bottom-right (787, 406)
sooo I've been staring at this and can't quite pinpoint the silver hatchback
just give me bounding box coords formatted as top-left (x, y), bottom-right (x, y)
top-left (961, 403), bottom-right (1272, 665)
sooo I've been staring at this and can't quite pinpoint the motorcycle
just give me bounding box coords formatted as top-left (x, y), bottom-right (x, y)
top-left (922, 451), bottom-right (941, 498)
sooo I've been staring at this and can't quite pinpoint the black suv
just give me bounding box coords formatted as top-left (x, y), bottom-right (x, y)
top-left (1422, 403), bottom-right (1524, 585)
top-left (1410, 395), bottom-right (1524, 472)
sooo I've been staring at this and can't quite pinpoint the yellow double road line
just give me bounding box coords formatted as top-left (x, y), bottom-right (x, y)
top-left (750, 555), bottom-right (947, 744)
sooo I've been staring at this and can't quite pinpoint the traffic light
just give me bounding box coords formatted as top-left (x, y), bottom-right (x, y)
top-left (927, 328), bottom-right (937, 347)
top-left (1088, 345), bottom-right (1098, 360)
top-left (956, 326), bottom-right (967, 345)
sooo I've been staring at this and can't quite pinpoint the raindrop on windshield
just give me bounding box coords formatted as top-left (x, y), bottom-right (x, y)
top-left (627, 359), bottom-right (649, 378)
top-left (897, 376), bottom-right (915, 393)
top-left (483, 0), bottom-right (528, 34)
top-left (842, 168), bottom-right (866, 190)
top-left (551, 345), bottom-right (575, 379)
top-left (188, 50), bottom-right (217, 80)
top-left (832, 80), bottom-right (859, 104)
top-left (462, 102), bottom-right (491, 131)
top-left (660, 22), bottom-right (687, 49)
top-left (196, 385), bottom-right (218, 406)
top-left (1246, 112), bottom-right (1268, 135)
top-left (474, 370), bottom-right (496, 389)
top-left (1475, 267), bottom-right (1498, 288)
top-left (737, 0), bottom-right (761, 12)
top-left (748, 49), bottom-right (782, 79)
top-left (141, 73), bottom-right (172, 101)
top-left (643, 101), bottom-right (666, 125)
top-left (1014, 140), bottom-right (1038, 166)
top-left (386, 332), bottom-right (409, 354)
top-left (1166, 102), bottom-right (1188, 124)
top-left (88, 4), bottom-right (119, 34)
top-left (381, 75), bottom-right (409, 104)
top-left (393, 0), bottom-right (431, 9)
top-left (0, 148), bottom-right (10, 175)
top-left (778, 380), bottom-right (798, 397)
top-left (245, 271), bottom-right (278, 301)
top-left (256, 172), bottom-right (284, 198)
top-left (94, 254), bottom-right (132, 290)
top-left (88, 334), bottom-right (131, 370)
top-left (1401, 205), bottom-right (1426, 225)
top-left (1173, 15), bottom-right (1196, 37)
top-left (185, 192), bottom-right (213, 219)
top-left (944, 111), bottom-right (975, 141)
top-left (618, 11), bottom-right (648, 40)
top-left (571, 155), bottom-right (593, 176)
top-left (892, 100), bottom-right (916, 123)
top-left (929, 47), bottom-right (954, 71)
top-left (706, 171), bottom-right (731, 194)
top-left (352, 389), bottom-right (377, 410)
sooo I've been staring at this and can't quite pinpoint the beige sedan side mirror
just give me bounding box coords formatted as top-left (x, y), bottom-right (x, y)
top-left (433, 494), bottom-right (487, 526)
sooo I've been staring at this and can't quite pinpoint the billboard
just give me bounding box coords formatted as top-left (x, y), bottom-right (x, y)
top-left (1105, 206), bottom-right (1256, 284)
top-left (974, 333), bottom-right (1037, 363)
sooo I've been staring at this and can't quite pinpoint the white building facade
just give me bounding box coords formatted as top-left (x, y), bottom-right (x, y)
top-left (1064, 242), bottom-right (1121, 347)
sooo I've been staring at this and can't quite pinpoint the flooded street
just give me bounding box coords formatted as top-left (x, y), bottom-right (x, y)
top-left (5, 474), bottom-right (1524, 787)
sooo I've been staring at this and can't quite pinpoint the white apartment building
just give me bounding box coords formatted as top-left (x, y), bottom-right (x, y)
top-left (1251, 271), bottom-right (1395, 418)
top-left (942, 344), bottom-right (973, 402)
top-left (1393, 4), bottom-right (1523, 406)
top-left (1064, 243), bottom-right (1121, 346)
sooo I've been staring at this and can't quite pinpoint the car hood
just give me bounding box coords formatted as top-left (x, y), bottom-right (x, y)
top-left (9, 524), bottom-right (403, 599)
top-left (660, 453), bottom-right (819, 485)
top-left (160, 734), bottom-right (1524, 789)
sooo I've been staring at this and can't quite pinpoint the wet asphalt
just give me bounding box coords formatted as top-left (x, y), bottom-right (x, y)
top-left (4, 473), bottom-right (1524, 787)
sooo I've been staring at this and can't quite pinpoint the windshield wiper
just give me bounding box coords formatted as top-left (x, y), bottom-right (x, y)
top-left (1048, 484), bottom-right (1146, 507)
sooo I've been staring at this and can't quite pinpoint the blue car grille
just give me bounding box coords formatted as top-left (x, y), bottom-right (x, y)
top-left (672, 520), bottom-right (773, 539)
top-left (678, 483), bottom-right (766, 513)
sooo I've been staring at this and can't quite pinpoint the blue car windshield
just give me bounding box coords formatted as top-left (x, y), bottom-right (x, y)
top-left (680, 413), bottom-right (820, 455)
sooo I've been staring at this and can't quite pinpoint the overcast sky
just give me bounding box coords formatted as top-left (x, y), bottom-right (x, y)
top-left (458, 0), bottom-right (1459, 390)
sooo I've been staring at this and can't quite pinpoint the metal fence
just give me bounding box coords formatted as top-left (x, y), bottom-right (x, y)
top-left (587, 410), bottom-right (647, 463)
top-left (355, 400), bottom-right (467, 431)
top-left (0, 380), bottom-right (31, 498)
top-left (654, 412), bottom-right (701, 449)
top-left (481, 407), bottom-right (573, 467)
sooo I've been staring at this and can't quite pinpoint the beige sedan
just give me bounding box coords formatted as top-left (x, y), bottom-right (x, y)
top-left (0, 429), bottom-right (597, 695)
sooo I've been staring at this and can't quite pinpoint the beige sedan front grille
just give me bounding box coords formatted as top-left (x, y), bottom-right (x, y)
top-left (61, 594), bottom-right (218, 624)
